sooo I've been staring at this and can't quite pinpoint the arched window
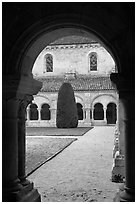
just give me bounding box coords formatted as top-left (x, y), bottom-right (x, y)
top-left (29, 103), bottom-right (38, 120)
top-left (76, 103), bottom-right (83, 120)
top-left (89, 52), bottom-right (97, 71)
top-left (93, 103), bottom-right (104, 120)
top-left (106, 103), bottom-right (117, 124)
top-left (44, 54), bottom-right (53, 73)
top-left (41, 103), bottom-right (51, 120)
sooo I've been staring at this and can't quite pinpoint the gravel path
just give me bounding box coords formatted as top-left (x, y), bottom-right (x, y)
top-left (28, 126), bottom-right (120, 202)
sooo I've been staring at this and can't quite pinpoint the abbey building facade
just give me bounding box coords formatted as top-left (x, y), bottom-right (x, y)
top-left (26, 36), bottom-right (118, 127)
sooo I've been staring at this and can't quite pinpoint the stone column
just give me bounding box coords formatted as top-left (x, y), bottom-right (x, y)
top-left (103, 106), bottom-right (107, 124)
top-left (18, 95), bottom-right (33, 185)
top-left (85, 107), bottom-right (91, 126)
top-left (50, 108), bottom-right (57, 123)
top-left (119, 93), bottom-right (135, 201)
top-left (82, 107), bottom-right (85, 120)
top-left (111, 73), bottom-right (135, 202)
top-left (38, 108), bottom-right (41, 121)
top-left (3, 75), bottom-right (42, 201)
top-left (26, 107), bottom-right (30, 121)
top-left (3, 98), bottom-right (23, 201)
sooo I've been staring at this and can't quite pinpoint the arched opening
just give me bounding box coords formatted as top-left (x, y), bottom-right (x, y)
top-left (106, 103), bottom-right (117, 124)
top-left (44, 54), bottom-right (53, 73)
top-left (41, 103), bottom-right (51, 120)
top-left (76, 103), bottom-right (83, 120)
top-left (3, 4), bottom-right (135, 202)
top-left (93, 103), bottom-right (104, 120)
top-left (29, 103), bottom-right (38, 120)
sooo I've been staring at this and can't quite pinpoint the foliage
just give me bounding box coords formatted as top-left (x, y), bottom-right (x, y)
top-left (56, 82), bottom-right (78, 128)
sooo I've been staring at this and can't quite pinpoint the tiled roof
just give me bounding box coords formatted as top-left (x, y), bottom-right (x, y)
top-left (36, 75), bottom-right (116, 92)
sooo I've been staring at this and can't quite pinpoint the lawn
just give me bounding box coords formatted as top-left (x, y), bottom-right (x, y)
top-left (26, 137), bottom-right (77, 176)
top-left (26, 127), bottom-right (92, 136)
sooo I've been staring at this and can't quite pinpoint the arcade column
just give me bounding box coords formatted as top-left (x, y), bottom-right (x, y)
top-left (3, 75), bottom-right (42, 201)
top-left (3, 98), bottom-right (23, 201)
top-left (18, 95), bottom-right (33, 184)
top-left (111, 73), bottom-right (135, 202)
top-left (103, 106), bottom-right (107, 124)
top-left (84, 106), bottom-right (91, 126)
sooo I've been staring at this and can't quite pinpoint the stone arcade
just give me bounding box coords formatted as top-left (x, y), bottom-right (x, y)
top-left (26, 36), bottom-right (118, 128)
top-left (2, 3), bottom-right (135, 202)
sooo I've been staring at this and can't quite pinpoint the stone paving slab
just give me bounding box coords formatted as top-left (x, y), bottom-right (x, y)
top-left (28, 126), bottom-right (120, 202)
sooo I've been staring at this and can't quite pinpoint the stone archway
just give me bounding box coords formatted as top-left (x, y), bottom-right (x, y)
top-left (3, 4), bottom-right (134, 202)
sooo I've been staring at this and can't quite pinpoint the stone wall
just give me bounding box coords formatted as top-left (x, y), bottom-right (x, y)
top-left (26, 90), bottom-right (118, 127)
top-left (32, 43), bottom-right (115, 77)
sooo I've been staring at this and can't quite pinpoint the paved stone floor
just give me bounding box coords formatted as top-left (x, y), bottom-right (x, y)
top-left (28, 126), bottom-right (120, 202)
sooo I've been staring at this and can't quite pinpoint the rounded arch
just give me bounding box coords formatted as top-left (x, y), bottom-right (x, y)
top-left (33, 95), bottom-right (51, 109)
top-left (41, 103), bottom-right (51, 120)
top-left (75, 95), bottom-right (84, 105)
top-left (76, 103), bottom-right (83, 120)
top-left (44, 53), bottom-right (53, 73)
top-left (29, 103), bottom-right (38, 120)
top-left (106, 102), bottom-right (117, 124)
top-left (6, 14), bottom-right (120, 76)
top-left (89, 51), bottom-right (98, 71)
top-left (93, 103), bottom-right (104, 120)
top-left (91, 94), bottom-right (117, 109)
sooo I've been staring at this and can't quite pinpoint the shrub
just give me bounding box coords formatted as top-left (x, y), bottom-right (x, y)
top-left (56, 82), bottom-right (78, 128)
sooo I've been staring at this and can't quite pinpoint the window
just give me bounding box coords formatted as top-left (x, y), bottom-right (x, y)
top-left (44, 54), bottom-right (53, 72)
top-left (41, 103), bottom-right (51, 120)
top-left (29, 103), bottom-right (38, 120)
top-left (93, 103), bottom-right (104, 120)
top-left (89, 52), bottom-right (97, 71)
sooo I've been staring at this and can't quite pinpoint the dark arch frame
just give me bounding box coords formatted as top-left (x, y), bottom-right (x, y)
top-left (4, 14), bottom-right (120, 76)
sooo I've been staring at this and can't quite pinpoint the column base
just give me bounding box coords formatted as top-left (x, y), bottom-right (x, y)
top-left (3, 182), bottom-right (41, 202)
top-left (114, 185), bottom-right (135, 202)
top-left (112, 152), bottom-right (125, 183)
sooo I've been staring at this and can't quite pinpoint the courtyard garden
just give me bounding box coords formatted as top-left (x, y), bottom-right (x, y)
top-left (26, 127), bottom-right (92, 176)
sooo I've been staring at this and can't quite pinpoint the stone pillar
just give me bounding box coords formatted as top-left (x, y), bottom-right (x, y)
top-left (111, 73), bottom-right (135, 202)
top-left (103, 106), bottom-right (107, 124)
top-left (50, 108), bottom-right (56, 123)
top-left (3, 75), bottom-right (42, 201)
top-left (18, 95), bottom-right (33, 185)
top-left (26, 107), bottom-right (30, 121)
top-left (38, 108), bottom-right (41, 121)
top-left (119, 94), bottom-right (135, 201)
top-left (82, 108), bottom-right (85, 120)
top-left (3, 98), bottom-right (23, 201)
top-left (85, 107), bottom-right (91, 126)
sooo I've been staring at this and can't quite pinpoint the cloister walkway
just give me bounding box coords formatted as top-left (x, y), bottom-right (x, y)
top-left (28, 126), bottom-right (120, 202)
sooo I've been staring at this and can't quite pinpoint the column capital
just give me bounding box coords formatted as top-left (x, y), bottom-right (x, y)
top-left (110, 73), bottom-right (135, 94)
top-left (18, 95), bottom-right (33, 119)
top-left (3, 74), bottom-right (42, 100)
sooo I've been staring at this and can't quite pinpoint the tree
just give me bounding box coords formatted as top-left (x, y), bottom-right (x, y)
top-left (56, 82), bottom-right (78, 128)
